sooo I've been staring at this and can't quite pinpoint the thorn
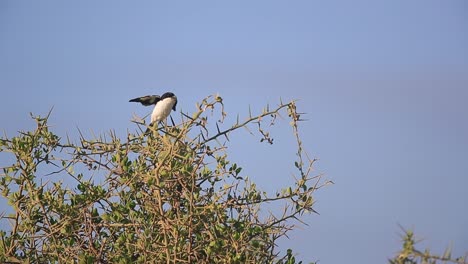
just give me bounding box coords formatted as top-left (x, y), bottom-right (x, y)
top-left (181, 112), bottom-right (194, 120)
top-left (46, 106), bottom-right (54, 120)
top-left (170, 116), bottom-right (175, 126)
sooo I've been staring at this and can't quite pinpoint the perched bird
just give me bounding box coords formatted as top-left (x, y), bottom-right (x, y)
top-left (129, 92), bottom-right (177, 124)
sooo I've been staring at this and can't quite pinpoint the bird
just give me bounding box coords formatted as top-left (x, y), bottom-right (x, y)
top-left (129, 92), bottom-right (177, 124)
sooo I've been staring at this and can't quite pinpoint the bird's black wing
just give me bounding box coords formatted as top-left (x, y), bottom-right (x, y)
top-left (129, 95), bottom-right (160, 106)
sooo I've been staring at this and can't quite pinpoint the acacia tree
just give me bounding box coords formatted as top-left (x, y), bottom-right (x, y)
top-left (0, 95), bottom-right (327, 263)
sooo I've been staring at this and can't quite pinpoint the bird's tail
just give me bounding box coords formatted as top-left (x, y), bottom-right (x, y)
top-left (144, 124), bottom-right (155, 135)
top-left (144, 122), bottom-right (163, 135)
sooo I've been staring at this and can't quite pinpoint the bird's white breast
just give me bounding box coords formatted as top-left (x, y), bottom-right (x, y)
top-left (151, 97), bottom-right (176, 123)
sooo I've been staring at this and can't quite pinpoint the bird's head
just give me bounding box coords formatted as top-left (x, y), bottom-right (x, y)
top-left (161, 92), bottom-right (177, 111)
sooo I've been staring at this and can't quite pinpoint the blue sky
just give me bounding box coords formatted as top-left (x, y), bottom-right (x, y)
top-left (1, 1), bottom-right (467, 263)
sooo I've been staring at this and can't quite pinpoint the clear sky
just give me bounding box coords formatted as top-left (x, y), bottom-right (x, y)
top-left (1, 1), bottom-right (467, 263)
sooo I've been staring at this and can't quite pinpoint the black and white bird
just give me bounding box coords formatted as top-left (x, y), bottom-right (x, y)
top-left (129, 92), bottom-right (177, 124)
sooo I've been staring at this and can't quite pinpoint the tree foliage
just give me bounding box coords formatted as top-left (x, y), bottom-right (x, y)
top-left (389, 229), bottom-right (466, 264)
top-left (0, 95), bottom-right (327, 263)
